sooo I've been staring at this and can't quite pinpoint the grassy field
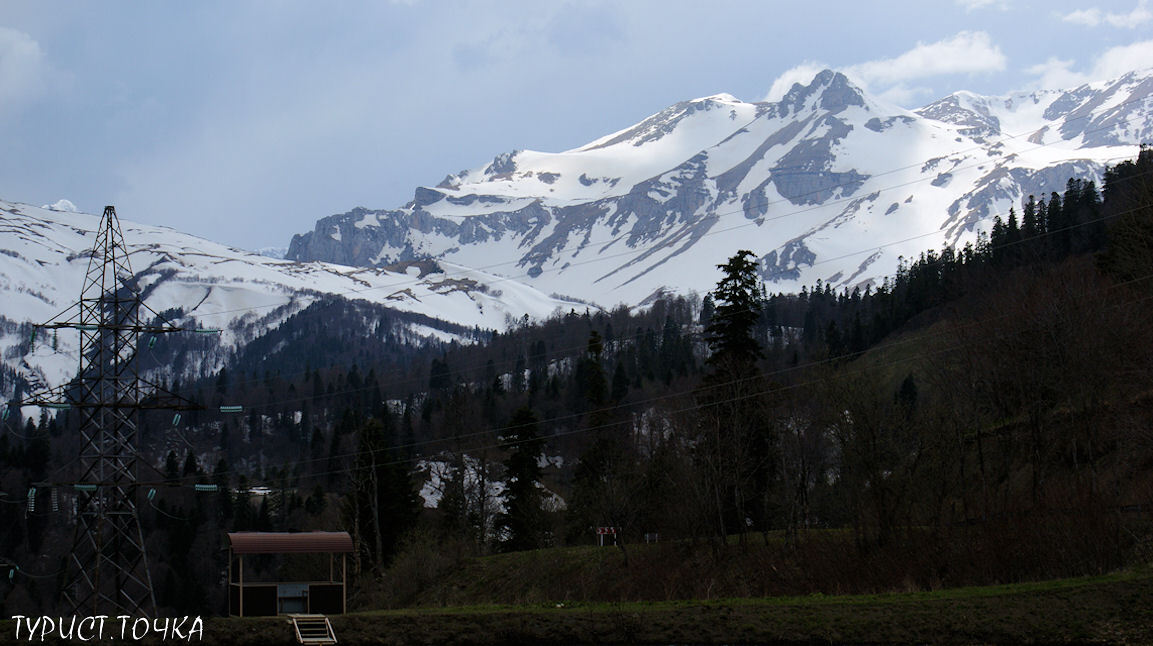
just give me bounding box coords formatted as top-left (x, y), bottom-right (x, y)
top-left (5, 567), bottom-right (1152, 645)
top-left (370, 523), bottom-right (1144, 610)
top-left (327, 569), bottom-right (1153, 645)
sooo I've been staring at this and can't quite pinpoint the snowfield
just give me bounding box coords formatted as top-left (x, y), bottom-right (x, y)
top-left (0, 201), bottom-right (586, 390)
top-left (289, 68), bottom-right (1153, 307)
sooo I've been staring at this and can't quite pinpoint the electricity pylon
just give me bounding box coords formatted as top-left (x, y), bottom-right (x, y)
top-left (18, 206), bottom-right (200, 616)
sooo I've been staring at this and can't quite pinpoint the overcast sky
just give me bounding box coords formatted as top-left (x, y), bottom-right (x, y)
top-left (2, 0), bottom-right (1151, 251)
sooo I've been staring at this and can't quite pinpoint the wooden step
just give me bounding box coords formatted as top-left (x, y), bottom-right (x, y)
top-left (290, 615), bottom-right (336, 645)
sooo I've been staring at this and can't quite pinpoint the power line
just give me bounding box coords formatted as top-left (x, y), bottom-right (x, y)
top-left (114, 170), bottom-right (1153, 417)
top-left (0, 558), bottom-right (64, 580)
top-left (3, 168), bottom-right (1149, 457)
top-left (146, 98), bottom-right (1153, 323)
top-left (5, 84), bottom-right (1150, 590)
top-left (8, 250), bottom-right (1153, 501)
top-left (8, 112), bottom-right (1146, 406)
top-left (81, 116), bottom-right (1144, 396)
top-left (28, 239), bottom-right (1153, 491)
top-left (3, 118), bottom-right (1150, 492)
top-left (283, 279), bottom-right (1153, 482)
top-left (69, 150), bottom-right (1153, 414)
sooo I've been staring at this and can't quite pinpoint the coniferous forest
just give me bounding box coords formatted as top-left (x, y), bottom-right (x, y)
top-left (3, 148), bottom-right (1153, 615)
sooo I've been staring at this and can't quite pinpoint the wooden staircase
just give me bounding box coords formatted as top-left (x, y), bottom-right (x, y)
top-left (290, 615), bottom-right (336, 644)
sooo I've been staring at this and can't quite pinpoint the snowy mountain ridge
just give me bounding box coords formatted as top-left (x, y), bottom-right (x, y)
top-left (4, 69), bottom-right (1151, 391)
top-left (0, 201), bottom-right (581, 390)
top-left (287, 68), bottom-right (1153, 306)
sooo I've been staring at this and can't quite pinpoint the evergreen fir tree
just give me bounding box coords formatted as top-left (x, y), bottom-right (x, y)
top-left (705, 250), bottom-right (765, 375)
top-left (1023, 195), bottom-right (1039, 238)
top-left (182, 450), bottom-right (200, 477)
top-left (991, 215), bottom-right (1007, 266)
top-left (1045, 191), bottom-right (1063, 257)
top-left (348, 415), bottom-right (419, 571)
top-left (610, 361), bottom-right (630, 403)
top-left (1101, 147), bottom-right (1153, 282)
top-left (499, 406), bottom-right (546, 551)
top-left (165, 450), bottom-right (180, 484)
top-left (437, 452), bottom-right (470, 541)
top-left (1081, 180), bottom-right (1106, 252)
top-left (575, 331), bottom-right (608, 412)
top-left (699, 250), bottom-right (775, 537)
top-left (1005, 207), bottom-right (1022, 265)
top-left (1059, 178), bottom-right (1083, 256)
top-left (699, 294), bottom-right (716, 327)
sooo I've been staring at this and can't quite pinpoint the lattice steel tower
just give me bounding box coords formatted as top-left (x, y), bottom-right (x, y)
top-left (22, 206), bottom-right (197, 616)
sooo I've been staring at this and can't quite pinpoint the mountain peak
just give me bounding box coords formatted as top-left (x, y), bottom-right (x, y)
top-left (286, 66), bottom-right (1151, 309)
top-left (816, 70), bottom-right (867, 111)
top-left (775, 69), bottom-right (867, 114)
top-left (692, 92), bottom-right (742, 104)
top-left (812, 68), bottom-right (845, 86)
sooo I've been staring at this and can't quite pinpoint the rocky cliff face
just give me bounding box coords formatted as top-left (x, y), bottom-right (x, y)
top-left (288, 68), bottom-right (1153, 307)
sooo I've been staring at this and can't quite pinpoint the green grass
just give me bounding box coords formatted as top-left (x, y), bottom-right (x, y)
top-left (5, 569), bottom-right (1151, 645)
top-left (357, 567), bottom-right (1145, 615)
top-left (337, 568), bottom-right (1153, 645)
top-left (24, 567), bottom-right (1122, 645)
top-left (313, 568), bottom-right (1153, 644)
top-left (4, 548), bottom-right (1149, 644)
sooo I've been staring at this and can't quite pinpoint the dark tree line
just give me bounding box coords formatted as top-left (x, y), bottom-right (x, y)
top-left (752, 152), bottom-right (1149, 372)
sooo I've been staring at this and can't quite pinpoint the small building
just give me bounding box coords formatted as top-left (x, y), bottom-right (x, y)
top-left (226, 531), bottom-right (352, 617)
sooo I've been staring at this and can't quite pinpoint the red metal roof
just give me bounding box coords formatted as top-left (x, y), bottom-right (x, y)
top-left (227, 531), bottom-right (353, 554)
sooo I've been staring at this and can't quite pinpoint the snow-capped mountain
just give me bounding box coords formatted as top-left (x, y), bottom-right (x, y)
top-left (0, 200), bottom-right (581, 389)
top-left (287, 68), bottom-right (1153, 306)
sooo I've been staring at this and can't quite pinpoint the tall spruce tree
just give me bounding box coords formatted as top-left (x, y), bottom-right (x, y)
top-left (700, 250), bottom-right (776, 539)
top-left (705, 250), bottom-right (765, 376)
top-left (1023, 195), bottom-right (1039, 238)
top-left (1005, 208), bottom-right (1022, 265)
top-left (348, 415), bottom-right (419, 573)
top-left (499, 406), bottom-right (546, 551)
top-left (991, 215), bottom-right (1007, 266)
top-left (1046, 191), bottom-right (1064, 257)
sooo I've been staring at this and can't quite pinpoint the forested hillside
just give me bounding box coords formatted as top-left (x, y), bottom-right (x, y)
top-left (2, 148), bottom-right (1153, 615)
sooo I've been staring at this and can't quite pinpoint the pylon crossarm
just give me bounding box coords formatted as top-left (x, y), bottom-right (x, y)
top-left (16, 400), bottom-right (199, 411)
top-left (35, 322), bottom-right (191, 335)
top-left (6, 383), bottom-right (70, 410)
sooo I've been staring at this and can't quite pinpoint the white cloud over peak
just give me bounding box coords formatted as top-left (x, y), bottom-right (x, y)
top-left (764, 31), bottom-right (1006, 106)
top-left (844, 32), bottom-right (1006, 87)
top-left (1092, 40), bottom-right (1153, 77)
top-left (764, 61), bottom-right (828, 102)
top-left (1027, 40), bottom-right (1153, 89)
top-left (1062, 1), bottom-right (1151, 28)
top-left (1025, 58), bottom-right (1084, 90)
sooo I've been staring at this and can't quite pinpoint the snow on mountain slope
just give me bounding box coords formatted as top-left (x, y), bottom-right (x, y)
top-left (0, 200), bottom-right (580, 389)
top-left (440, 93), bottom-right (761, 205)
top-left (919, 70), bottom-right (1153, 148)
top-left (288, 68), bottom-right (1152, 307)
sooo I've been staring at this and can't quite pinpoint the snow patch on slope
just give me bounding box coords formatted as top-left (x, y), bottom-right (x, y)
top-left (0, 200), bottom-right (586, 389)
